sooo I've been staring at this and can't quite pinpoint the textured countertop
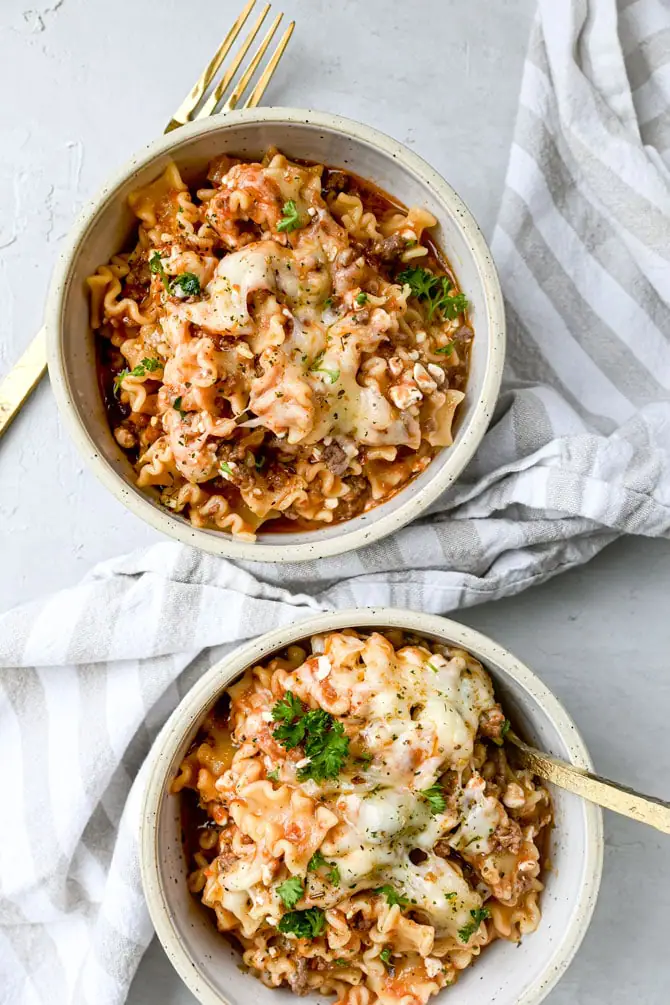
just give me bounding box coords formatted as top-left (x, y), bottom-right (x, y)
top-left (1, 0), bottom-right (668, 1002)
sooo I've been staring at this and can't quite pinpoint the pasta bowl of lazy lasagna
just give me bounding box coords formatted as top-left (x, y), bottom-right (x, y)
top-left (140, 609), bottom-right (603, 1005)
top-left (46, 109), bottom-right (505, 561)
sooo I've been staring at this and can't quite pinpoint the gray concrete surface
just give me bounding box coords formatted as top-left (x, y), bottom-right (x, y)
top-left (1, 0), bottom-right (668, 1002)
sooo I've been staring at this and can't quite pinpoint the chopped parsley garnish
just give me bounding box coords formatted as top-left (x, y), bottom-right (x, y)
top-left (375, 885), bottom-right (408, 908)
top-left (308, 850), bottom-right (340, 886)
top-left (276, 200), bottom-right (302, 233)
top-left (267, 768), bottom-right (280, 782)
top-left (149, 251), bottom-right (170, 290)
top-left (173, 395), bottom-right (187, 419)
top-left (333, 958), bottom-right (348, 967)
top-left (458, 907), bottom-right (490, 943)
top-left (277, 907), bottom-right (325, 939)
top-left (492, 717), bottom-right (512, 747)
top-left (445, 892), bottom-right (457, 900)
top-left (254, 453), bottom-right (266, 471)
top-left (379, 947), bottom-right (392, 966)
top-left (219, 461), bottom-right (234, 477)
top-left (435, 343), bottom-right (454, 355)
top-left (271, 692), bottom-right (350, 782)
top-left (271, 691), bottom-right (306, 746)
top-left (397, 266), bottom-right (468, 321)
top-left (323, 297), bottom-right (333, 309)
top-left (113, 357), bottom-right (161, 394)
top-left (276, 876), bottom-right (304, 909)
top-left (310, 351), bottom-right (340, 385)
top-left (421, 784), bottom-right (447, 814)
top-left (169, 272), bottom-right (201, 297)
top-left (355, 292), bottom-right (368, 305)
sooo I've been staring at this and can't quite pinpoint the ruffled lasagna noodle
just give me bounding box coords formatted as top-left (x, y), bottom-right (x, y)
top-left (90, 151), bottom-right (472, 539)
top-left (173, 630), bottom-right (552, 1003)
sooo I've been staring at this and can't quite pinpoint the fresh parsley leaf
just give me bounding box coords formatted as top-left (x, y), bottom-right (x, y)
top-left (113, 357), bottom-right (161, 394)
top-left (149, 251), bottom-right (170, 291)
top-left (375, 885), bottom-right (408, 908)
top-left (271, 694), bottom-right (349, 781)
top-left (271, 692), bottom-right (308, 750)
top-left (308, 850), bottom-right (327, 872)
top-left (397, 266), bottom-right (435, 300)
top-left (272, 691), bottom-right (304, 723)
top-left (300, 716), bottom-right (349, 782)
top-left (173, 395), bottom-right (187, 419)
top-left (277, 907), bottom-right (325, 939)
top-left (422, 784), bottom-right (446, 814)
top-left (458, 907), bottom-right (490, 943)
top-left (379, 947), bottom-right (392, 966)
top-left (267, 768), bottom-right (280, 782)
top-left (139, 357), bottom-right (161, 372)
top-left (277, 200), bottom-right (302, 233)
top-left (397, 266), bottom-right (468, 322)
top-left (355, 292), bottom-right (368, 305)
top-left (333, 959), bottom-right (348, 967)
top-left (169, 272), bottom-right (201, 297)
top-left (219, 461), bottom-right (234, 477)
top-left (308, 850), bottom-right (340, 886)
top-left (434, 343), bottom-right (454, 355)
top-left (441, 292), bottom-right (468, 319)
top-left (276, 876), bottom-right (304, 910)
top-left (445, 892), bottom-right (457, 900)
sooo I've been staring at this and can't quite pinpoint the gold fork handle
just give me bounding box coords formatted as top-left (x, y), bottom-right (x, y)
top-left (0, 328), bottom-right (48, 440)
top-left (509, 732), bottom-right (670, 835)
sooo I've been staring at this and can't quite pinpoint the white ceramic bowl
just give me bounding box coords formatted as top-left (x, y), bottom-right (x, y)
top-left (140, 608), bottom-right (603, 1005)
top-left (46, 109), bottom-right (505, 562)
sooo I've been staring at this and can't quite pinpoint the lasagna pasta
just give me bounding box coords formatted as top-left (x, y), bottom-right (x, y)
top-left (173, 630), bottom-right (552, 1004)
top-left (90, 151), bottom-right (473, 539)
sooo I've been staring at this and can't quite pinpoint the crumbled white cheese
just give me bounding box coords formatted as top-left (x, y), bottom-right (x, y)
top-left (315, 656), bottom-right (332, 680)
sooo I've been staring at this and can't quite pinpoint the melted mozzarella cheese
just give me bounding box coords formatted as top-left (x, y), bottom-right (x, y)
top-left (360, 647), bottom-right (496, 789)
top-left (175, 242), bottom-right (300, 336)
top-left (387, 854), bottom-right (483, 937)
top-left (449, 774), bottom-right (504, 856)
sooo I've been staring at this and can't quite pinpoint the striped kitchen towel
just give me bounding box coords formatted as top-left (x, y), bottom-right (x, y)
top-left (2, 1), bottom-right (670, 1002)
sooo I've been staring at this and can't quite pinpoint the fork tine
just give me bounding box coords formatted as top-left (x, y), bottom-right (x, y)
top-left (243, 21), bottom-right (295, 109)
top-left (220, 13), bottom-right (283, 113)
top-left (222, 16), bottom-right (294, 113)
top-left (195, 3), bottom-right (271, 121)
top-left (164, 0), bottom-right (258, 132)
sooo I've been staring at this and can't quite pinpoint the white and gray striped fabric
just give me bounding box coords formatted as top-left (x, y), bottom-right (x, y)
top-left (2, 1), bottom-right (670, 1002)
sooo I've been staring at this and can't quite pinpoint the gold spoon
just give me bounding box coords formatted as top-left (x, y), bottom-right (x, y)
top-left (508, 730), bottom-right (670, 834)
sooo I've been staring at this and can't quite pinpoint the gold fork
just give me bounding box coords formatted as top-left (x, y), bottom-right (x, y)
top-left (508, 729), bottom-right (670, 835)
top-left (0, 0), bottom-right (294, 441)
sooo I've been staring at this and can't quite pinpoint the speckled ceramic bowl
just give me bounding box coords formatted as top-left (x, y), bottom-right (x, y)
top-left (140, 609), bottom-right (603, 1005)
top-left (47, 109), bottom-right (505, 562)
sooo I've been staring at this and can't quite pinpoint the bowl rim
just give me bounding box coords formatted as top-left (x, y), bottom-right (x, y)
top-left (46, 107), bottom-right (506, 562)
top-left (140, 607), bottom-right (604, 1005)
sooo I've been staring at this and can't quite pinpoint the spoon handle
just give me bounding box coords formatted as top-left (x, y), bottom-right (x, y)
top-left (508, 732), bottom-right (670, 835)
